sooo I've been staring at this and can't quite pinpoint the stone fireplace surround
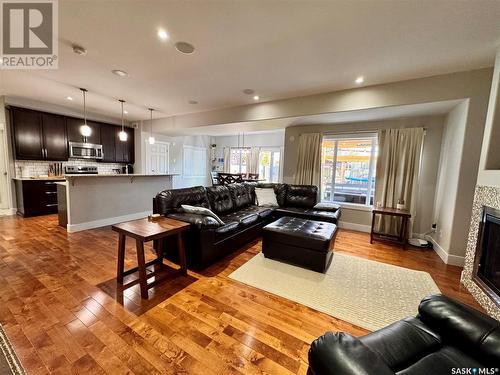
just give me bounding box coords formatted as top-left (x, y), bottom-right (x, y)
top-left (462, 185), bottom-right (500, 319)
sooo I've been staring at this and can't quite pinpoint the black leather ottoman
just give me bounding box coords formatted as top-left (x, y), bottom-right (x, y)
top-left (262, 216), bottom-right (337, 273)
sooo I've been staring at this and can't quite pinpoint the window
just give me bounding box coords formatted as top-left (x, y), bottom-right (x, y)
top-left (230, 148), bottom-right (250, 174)
top-left (258, 148), bottom-right (281, 182)
top-left (321, 134), bottom-right (377, 206)
top-left (183, 145), bottom-right (207, 177)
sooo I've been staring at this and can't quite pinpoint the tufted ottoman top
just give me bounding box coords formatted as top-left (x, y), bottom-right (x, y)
top-left (263, 216), bottom-right (336, 252)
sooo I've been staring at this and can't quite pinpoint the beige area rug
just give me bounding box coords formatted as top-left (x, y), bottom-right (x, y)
top-left (229, 253), bottom-right (440, 331)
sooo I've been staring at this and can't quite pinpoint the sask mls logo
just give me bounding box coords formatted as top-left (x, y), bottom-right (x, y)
top-left (0, 0), bottom-right (58, 69)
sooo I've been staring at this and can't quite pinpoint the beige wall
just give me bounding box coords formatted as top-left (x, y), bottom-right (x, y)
top-left (477, 48), bottom-right (500, 187)
top-left (283, 116), bottom-right (445, 235)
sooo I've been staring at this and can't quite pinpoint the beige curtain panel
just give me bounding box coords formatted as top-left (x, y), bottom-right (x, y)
top-left (223, 147), bottom-right (231, 173)
top-left (294, 133), bottom-right (322, 186)
top-left (375, 128), bottom-right (424, 237)
top-left (249, 147), bottom-right (260, 174)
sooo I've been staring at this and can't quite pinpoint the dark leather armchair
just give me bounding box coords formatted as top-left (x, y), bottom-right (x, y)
top-left (308, 294), bottom-right (500, 375)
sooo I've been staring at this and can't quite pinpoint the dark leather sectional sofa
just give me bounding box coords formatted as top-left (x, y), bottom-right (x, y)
top-left (308, 294), bottom-right (500, 375)
top-left (153, 182), bottom-right (341, 269)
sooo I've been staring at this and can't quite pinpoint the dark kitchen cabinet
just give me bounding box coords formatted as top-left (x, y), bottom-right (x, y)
top-left (12, 107), bottom-right (44, 159)
top-left (100, 124), bottom-right (117, 162)
top-left (67, 117), bottom-right (101, 144)
top-left (41, 113), bottom-right (68, 160)
top-left (115, 127), bottom-right (135, 164)
top-left (12, 107), bottom-right (68, 161)
top-left (15, 179), bottom-right (64, 217)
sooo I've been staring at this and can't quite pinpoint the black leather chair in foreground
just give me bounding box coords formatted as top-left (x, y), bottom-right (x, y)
top-left (308, 294), bottom-right (500, 375)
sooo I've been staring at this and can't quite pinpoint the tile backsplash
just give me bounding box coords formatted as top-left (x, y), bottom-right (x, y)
top-left (15, 159), bottom-right (126, 178)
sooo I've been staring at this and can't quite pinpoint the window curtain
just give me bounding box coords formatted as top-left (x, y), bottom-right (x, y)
top-left (248, 147), bottom-right (260, 174)
top-left (294, 133), bottom-right (322, 186)
top-left (374, 128), bottom-right (425, 237)
top-left (223, 147), bottom-right (230, 173)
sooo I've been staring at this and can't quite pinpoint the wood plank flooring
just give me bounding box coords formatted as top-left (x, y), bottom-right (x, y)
top-left (0, 214), bottom-right (479, 374)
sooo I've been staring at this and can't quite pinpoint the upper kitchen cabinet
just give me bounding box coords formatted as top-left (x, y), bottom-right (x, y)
top-left (12, 107), bottom-right (68, 161)
top-left (11, 107), bottom-right (44, 160)
top-left (100, 124), bottom-right (117, 162)
top-left (41, 113), bottom-right (68, 160)
top-left (115, 127), bottom-right (135, 164)
top-left (67, 117), bottom-right (101, 144)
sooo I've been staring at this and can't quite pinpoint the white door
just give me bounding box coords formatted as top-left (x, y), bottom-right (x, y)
top-left (146, 142), bottom-right (169, 175)
top-left (0, 125), bottom-right (10, 209)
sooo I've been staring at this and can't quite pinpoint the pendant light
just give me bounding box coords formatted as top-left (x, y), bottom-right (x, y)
top-left (148, 108), bottom-right (155, 145)
top-left (79, 88), bottom-right (91, 141)
top-left (118, 99), bottom-right (127, 142)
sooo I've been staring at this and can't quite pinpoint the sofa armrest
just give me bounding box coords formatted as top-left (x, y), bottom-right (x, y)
top-left (308, 332), bottom-right (394, 375)
top-left (418, 294), bottom-right (500, 366)
top-left (313, 202), bottom-right (341, 212)
top-left (167, 212), bottom-right (220, 230)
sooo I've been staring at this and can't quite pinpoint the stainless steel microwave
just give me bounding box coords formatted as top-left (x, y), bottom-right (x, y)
top-left (69, 142), bottom-right (103, 159)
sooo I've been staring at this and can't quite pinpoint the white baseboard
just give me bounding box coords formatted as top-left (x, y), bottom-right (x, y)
top-left (338, 220), bottom-right (371, 233)
top-left (414, 233), bottom-right (465, 267)
top-left (67, 210), bottom-right (152, 233)
top-left (0, 208), bottom-right (17, 216)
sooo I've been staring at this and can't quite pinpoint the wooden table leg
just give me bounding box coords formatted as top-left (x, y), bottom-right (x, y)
top-left (177, 233), bottom-right (187, 276)
top-left (135, 239), bottom-right (149, 299)
top-left (401, 216), bottom-right (408, 250)
top-left (370, 212), bottom-right (375, 244)
top-left (116, 234), bottom-right (126, 284)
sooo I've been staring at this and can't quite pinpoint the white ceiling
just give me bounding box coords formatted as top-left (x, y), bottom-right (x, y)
top-left (169, 99), bottom-right (463, 136)
top-left (0, 0), bottom-right (499, 123)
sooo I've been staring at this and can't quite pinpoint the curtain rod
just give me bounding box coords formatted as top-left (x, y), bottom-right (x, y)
top-left (322, 127), bottom-right (427, 136)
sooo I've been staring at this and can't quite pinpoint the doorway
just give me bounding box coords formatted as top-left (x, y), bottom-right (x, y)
top-left (0, 123), bottom-right (11, 210)
top-left (146, 141), bottom-right (169, 175)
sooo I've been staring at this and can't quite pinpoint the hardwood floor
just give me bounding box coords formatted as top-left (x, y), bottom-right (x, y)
top-left (0, 214), bottom-right (479, 375)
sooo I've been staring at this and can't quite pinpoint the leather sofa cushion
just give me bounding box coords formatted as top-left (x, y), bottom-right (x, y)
top-left (155, 186), bottom-right (209, 214)
top-left (167, 212), bottom-right (220, 229)
top-left (313, 202), bottom-right (341, 212)
top-left (206, 185), bottom-right (234, 214)
top-left (286, 185), bottom-right (318, 208)
top-left (220, 211), bottom-right (259, 226)
top-left (237, 205), bottom-right (273, 219)
top-left (263, 216), bottom-right (336, 252)
top-left (215, 221), bottom-right (240, 234)
top-left (227, 183), bottom-right (253, 210)
top-left (308, 332), bottom-right (394, 375)
top-left (396, 347), bottom-right (482, 375)
top-left (275, 207), bottom-right (341, 223)
top-left (418, 294), bottom-right (500, 365)
top-left (360, 317), bottom-right (441, 372)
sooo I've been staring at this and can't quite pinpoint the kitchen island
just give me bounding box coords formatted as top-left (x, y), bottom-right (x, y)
top-left (57, 174), bottom-right (174, 233)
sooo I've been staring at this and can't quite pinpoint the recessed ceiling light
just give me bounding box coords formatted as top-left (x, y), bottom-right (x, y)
top-left (243, 89), bottom-right (254, 95)
top-left (157, 28), bottom-right (169, 40)
top-left (66, 96), bottom-right (73, 101)
top-left (175, 42), bottom-right (195, 54)
top-left (124, 110), bottom-right (128, 114)
top-left (355, 76), bottom-right (364, 84)
top-left (253, 95), bottom-right (259, 101)
top-left (112, 69), bottom-right (128, 77)
top-left (188, 100), bottom-right (198, 105)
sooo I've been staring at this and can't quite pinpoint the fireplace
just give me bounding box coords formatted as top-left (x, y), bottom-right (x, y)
top-left (473, 206), bottom-right (500, 307)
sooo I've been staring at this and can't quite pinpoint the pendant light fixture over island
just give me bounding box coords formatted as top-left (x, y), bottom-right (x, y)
top-left (118, 99), bottom-right (127, 142)
top-left (148, 108), bottom-right (155, 145)
top-left (79, 88), bottom-right (91, 141)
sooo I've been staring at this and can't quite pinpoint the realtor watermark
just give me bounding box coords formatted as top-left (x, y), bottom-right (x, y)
top-left (451, 368), bottom-right (499, 375)
top-left (0, 0), bottom-right (58, 69)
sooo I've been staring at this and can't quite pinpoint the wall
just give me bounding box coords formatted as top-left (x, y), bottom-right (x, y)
top-left (430, 102), bottom-right (469, 263)
top-left (283, 116), bottom-right (444, 235)
top-left (135, 125), bottom-right (211, 189)
top-left (477, 48), bottom-right (500, 187)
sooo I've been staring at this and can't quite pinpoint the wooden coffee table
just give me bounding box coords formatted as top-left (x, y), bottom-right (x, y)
top-left (112, 217), bottom-right (190, 299)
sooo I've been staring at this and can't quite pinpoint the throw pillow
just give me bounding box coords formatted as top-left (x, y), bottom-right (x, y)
top-left (255, 188), bottom-right (278, 207)
top-left (181, 204), bottom-right (225, 225)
